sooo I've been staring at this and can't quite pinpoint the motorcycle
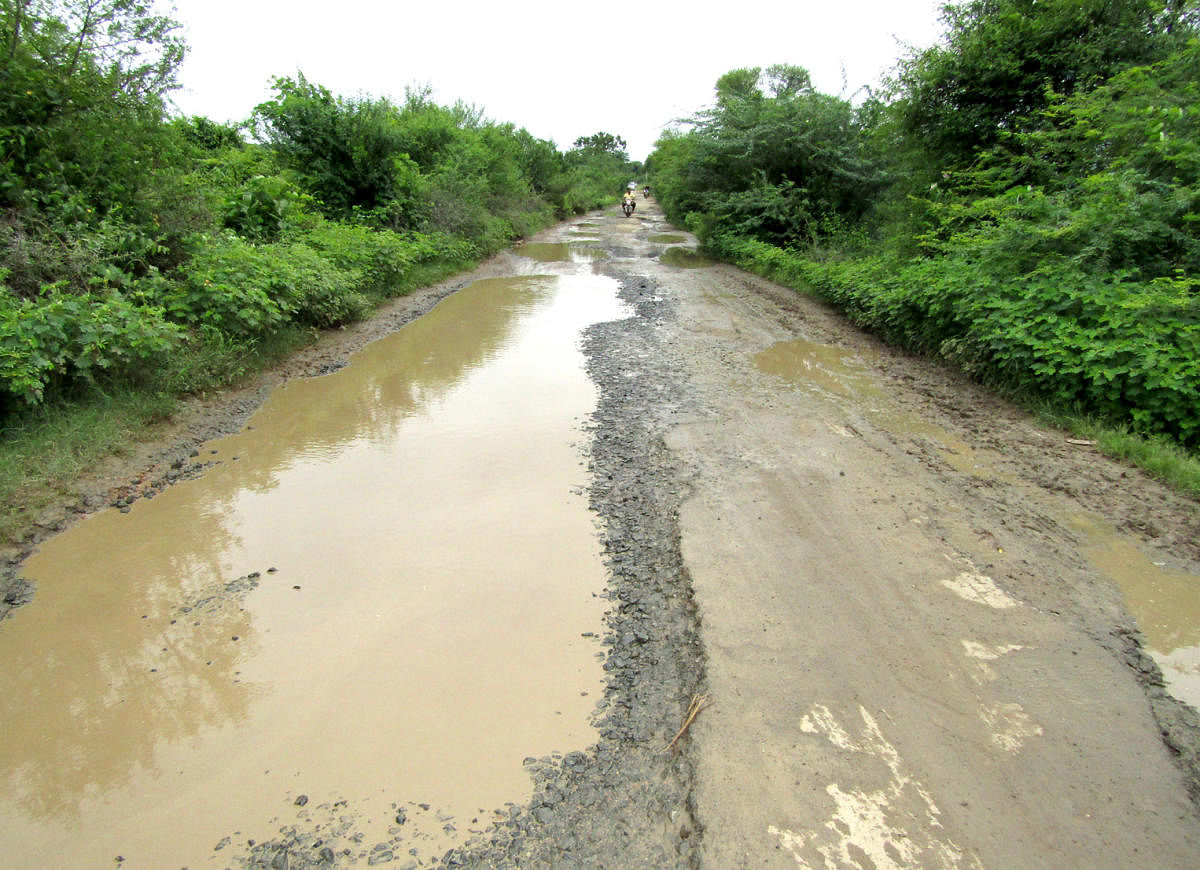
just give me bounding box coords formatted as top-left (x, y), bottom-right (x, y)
top-left (621, 198), bottom-right (636, 217)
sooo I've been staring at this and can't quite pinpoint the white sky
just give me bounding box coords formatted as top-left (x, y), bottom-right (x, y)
top-left (168, 1), bottom-right (948, 162)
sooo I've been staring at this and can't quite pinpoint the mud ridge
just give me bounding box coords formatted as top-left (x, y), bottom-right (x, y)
top-left (1115, 627), bottom-right (1200, 802)
top-left (436, 270), bottom-right (706, 867)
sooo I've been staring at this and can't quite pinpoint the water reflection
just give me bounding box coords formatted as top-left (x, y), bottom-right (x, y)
top-left (1069, 514), bottom-right (1200, 708)
top-left (516, 242), bottom-right (608, 263)
top-left (2, 278), bottom-right (551, 825)
top-left (0, 497), bottom-right (256, 824)
top-left (659, 247), bottom-right (713, 268)
top-left (754, 337), bottom-right (883, 401)
top-left (0, 273), bottom-right (627, 866)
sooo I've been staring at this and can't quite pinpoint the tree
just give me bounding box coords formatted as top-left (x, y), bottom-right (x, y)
top-left (714, 67), bottom-right (763, 112)
top-left (571, 131), bottom-right (627, 159)
top-left (2, 0), bottom-right (185, 98)
top-left (253, 74), bottom-right (426, 225)
top-left (1, 0), bottom-right (186, 213)
top-left (650, 65), bottom-right (881, 247)
top-left (765, 63), bottom-right (814, 99)
top-left (890, 0), bottom-right (1184, 172)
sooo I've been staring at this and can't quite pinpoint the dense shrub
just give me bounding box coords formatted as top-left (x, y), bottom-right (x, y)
top-left (651, 6), bottom-right (1200, 455)
top-left (1, 4), bottom-right (637, 414)
top-left (714, 235), bottom-right (1200, 447)
top-left (168, 233), bottom-right (372, 334)
top-left (0, 283), bottom-right (180, 407)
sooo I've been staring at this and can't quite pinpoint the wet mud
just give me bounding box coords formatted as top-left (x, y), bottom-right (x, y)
top-left (213, 273), bottom-right (705, 868)
top-left (438, 271), bottom-right (705, 867)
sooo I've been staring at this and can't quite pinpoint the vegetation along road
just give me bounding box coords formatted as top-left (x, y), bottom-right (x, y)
top-left (3, 0), bottom-right (1199, 867)
top-left (4, 199), bottom-right (1199, 867)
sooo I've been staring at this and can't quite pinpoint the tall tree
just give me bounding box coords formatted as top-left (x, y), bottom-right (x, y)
top-left (891, 0), bottom-right (1186, 171)
top-left (571, 132), bottom-right (627, 159)
top-left (0, 0), bottom-right (185, 212)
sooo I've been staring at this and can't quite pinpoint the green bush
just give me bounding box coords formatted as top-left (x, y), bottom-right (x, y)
top-left (168, 234), bottom-right (296, 335)
top-left (171, 233), bottom-right (374, 334)
top-left (299, 220), bottom-right (454, 297)
top-left (0, 282), bottom-right (181, 407)
top-left (222, 174), bottom-right (307, 240)
top-left (715, 233), bottom-right (1200, 447)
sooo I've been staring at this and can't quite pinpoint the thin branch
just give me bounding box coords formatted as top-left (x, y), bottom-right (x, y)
top-left (663, 693), bottom-right (713, 754)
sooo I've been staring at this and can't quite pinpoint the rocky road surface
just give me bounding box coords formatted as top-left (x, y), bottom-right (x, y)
top-left (4, 198), bottom-right (1199, 868)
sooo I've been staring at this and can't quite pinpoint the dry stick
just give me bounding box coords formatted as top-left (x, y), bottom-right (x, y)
top-left (664, 693), bottom-right (714, 754)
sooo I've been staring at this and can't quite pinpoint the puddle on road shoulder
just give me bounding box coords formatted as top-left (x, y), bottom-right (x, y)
top-left (1067, 514), bottom-right (1200, 708)
top-left (0, 273), bottom-right (630, 867)
top-left (648, 234), bottom-right (687, 244)
top-left (515, 242), bottom-right (608, 263)
top-left (754, 337), bottom-right (883, 402)
top-left (659, 247), bottom-right (713, 268)
top-left (754, 334), bottom-right (1200, 710)
top-left (754, 337), bottom-right (1012, 482)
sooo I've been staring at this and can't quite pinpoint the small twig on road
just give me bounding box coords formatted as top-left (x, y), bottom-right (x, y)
top-left (664, 693), bottom-right (714, 754)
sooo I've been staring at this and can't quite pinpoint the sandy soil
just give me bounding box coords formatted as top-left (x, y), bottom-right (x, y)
top-left (3, 199), bottom-right (1199, 868)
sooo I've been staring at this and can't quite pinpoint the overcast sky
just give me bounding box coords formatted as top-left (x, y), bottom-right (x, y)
top-left (168, 1), bottom-right (949, 162)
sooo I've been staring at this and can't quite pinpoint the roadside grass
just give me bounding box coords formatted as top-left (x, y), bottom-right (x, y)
top-left (0, 323), bottom-right (335, 551)
top-left (0, 290), bottom-right (427, 553)
top-left (0, 390), bottom-right (176, 548)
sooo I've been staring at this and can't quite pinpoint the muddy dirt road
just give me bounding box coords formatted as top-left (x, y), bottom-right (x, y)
top-left (3, 198), bottom-right (1200, 868)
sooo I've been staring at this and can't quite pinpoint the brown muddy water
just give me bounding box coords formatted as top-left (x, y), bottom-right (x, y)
top-left (0, 271), bottom-right (630, 866)
top-left (754, 336), bottom-right (1200, 711)
top-left (515, 242), bottom-right (607, 263)
top-left (1069, 513), bottom-right (1200, 707)
top-left (659, 248), bottom-right (713, 269)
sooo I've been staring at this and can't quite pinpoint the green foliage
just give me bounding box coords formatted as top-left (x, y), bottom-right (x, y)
top-left (648, 5), bottom-right (1200, 460)
top-left (173, 115), bottom-right (244, 152)
top-left (297, 218), bottom-right (442, 298)
top-left (253, 74), bottom-right (424, 223)
top-left (571, 132), bottom-right (628, 159)
top-left (889, 0), bottom-right (1182, 174)
top-left (0, 282), bottom-right (181, 407)
top-left (651, 65), bottom-right (883, 247)
top-left (168, 232), bottom-right (370, 334)
top-left (713, 230), bottom-right (1200, 448)
top-left (0, 8), bottom-right (631, 425)
top-left (222, 174), bottom-right (308, 240)
top-left (0, 0), bottom-right (185, 218)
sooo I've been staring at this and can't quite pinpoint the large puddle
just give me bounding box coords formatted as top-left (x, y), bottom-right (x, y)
top-left (754, 336), bottom-right (1200, 710)
top-left (515, 242), bottom-right (608, 263)
top-left (659, 247), bottom-right (713, 269)
top-left (0, 272), bottom-right (629, 866)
